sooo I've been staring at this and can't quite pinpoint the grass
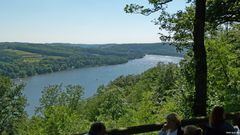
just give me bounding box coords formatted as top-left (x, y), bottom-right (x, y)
top-left (47, 56), bottom-right (64, 59)
top-left (0, 61), bottom-right (6, 64)
top-left (2, 49), bottom-right (65, 64)
top-left (3, 49), bottom-right (42, 57)
top-left (22, 57), bottom-right (42, 63)
top-left (22, 56), bottom-right (64, 63)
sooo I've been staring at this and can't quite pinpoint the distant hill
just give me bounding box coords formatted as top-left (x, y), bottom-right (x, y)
top-left (0, 42), bottom-right (184, 78)
top-left (44, 42), bottom-right (185, 57)
top-left (97, 43), bottom-right (185, 57)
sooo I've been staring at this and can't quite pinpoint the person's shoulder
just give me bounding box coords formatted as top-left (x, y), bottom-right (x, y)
top-left (158, 129), bottom-right (168, 135)
top-left (222, 122), bottom-right (235, 131)
top-left (158, 130), bottom-right (165, 135)
top-left (177, 126), bottom-right (184, 135)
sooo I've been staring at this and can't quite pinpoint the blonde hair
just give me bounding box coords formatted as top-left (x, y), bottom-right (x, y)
top-left (166, 113), bottom-right (181, 126)
top-left (184, 125), bottom-right (202, 135)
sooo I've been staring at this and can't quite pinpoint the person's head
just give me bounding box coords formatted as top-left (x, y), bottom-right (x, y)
top-left (89, 122), bottom-right (106, 135)
top-left (165, 113), bottom-right (181, 129)
top-left (209, 106), bottom-right (225, 126)
top-left (184, 125), bottom-right (202, 135)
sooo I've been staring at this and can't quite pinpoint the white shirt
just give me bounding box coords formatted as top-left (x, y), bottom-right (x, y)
top-left (158, 129), bottom-right (178, 135)
top-left (233, 126), bottom-right (240, 135)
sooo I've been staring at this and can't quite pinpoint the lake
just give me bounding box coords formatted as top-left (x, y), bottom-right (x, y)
top-left (22, 55), bottom-right (183, 116)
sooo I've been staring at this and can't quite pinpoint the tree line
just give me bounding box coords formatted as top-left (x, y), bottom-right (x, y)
top-left (0, 43), bottom-right (181, 78)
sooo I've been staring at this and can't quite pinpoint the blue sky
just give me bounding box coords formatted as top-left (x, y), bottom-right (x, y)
top-left (0, 0), bottom-right (187, 44)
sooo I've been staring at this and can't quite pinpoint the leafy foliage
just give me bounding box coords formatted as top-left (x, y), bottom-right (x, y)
top-left (0, 76), bottom-right (26, 134)
top-left (5, 29), bottom-right (240, 133)
top-left (125, 0), bottom-right (240, 47)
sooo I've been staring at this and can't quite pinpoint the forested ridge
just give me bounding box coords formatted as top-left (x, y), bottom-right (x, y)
top-left (0, 42), bottom-right (182, 78)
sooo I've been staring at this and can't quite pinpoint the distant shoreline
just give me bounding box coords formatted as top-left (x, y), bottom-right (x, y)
top-left (15, 54), bottom-right (184, 81)
top-left (1, 42), bottom-right (184, 79)
top-left (14, 55), bottom-right (145, 81)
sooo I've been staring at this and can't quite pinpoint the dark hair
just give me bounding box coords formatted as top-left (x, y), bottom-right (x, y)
top-left (89, 122), bottom-right (106, 135)
top-left (184, 125), bottom-right (203, 135)
top-left (166, 113), bottom-right (181, 127)
top-left (209, 106), bottom-right (225, 127)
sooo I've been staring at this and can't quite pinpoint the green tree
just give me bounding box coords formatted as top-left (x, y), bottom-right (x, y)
top-left (176, 27), bottom-right (240, 114)
top-left (206, 0), bottom-right (240, 28)
top-left (0, 76), bottom-right (26, 134)
top-left (36, 84), bottom-right (84, 114)
top-left (125, 0), bottom-right (240, 116)
top-left (125, 0), bottom-right (207, 116)
top-left (29, 84), bottom-right (87, 135)
top-left (206, 28), bottom-right (240, 112)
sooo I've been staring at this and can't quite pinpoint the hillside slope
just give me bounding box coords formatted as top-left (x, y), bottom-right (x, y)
top-left (0, 42), bottom-right (183, 78)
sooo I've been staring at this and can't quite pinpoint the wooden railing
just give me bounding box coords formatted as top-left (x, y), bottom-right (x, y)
top-left (74, 112), bottom-right (240, 135)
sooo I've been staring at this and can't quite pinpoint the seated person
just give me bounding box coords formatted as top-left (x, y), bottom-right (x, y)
top-left (184, 125), bottom-right (202, 135)
top-left (158, 113), bottom-right (183, 135)
top-left (88, 122), bottom-right (106, 135)
top-left (206, 106), bottom-right (235, 135)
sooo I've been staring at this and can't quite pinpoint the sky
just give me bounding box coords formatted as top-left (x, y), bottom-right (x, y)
top-left (0, 0), bottom-right (187, 44)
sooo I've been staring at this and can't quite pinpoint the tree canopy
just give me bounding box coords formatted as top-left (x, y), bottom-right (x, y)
top-left (125, 0), bottom-right (240, 116)
top-left (0, 76), bottom-right (26, 134)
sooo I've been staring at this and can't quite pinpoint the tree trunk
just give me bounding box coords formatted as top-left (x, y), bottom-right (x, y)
top-left (193, 0), bottom-right (207, 116)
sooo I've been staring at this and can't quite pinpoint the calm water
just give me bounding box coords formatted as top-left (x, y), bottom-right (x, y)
top-left (22, 55), bottom-right (182, 116)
